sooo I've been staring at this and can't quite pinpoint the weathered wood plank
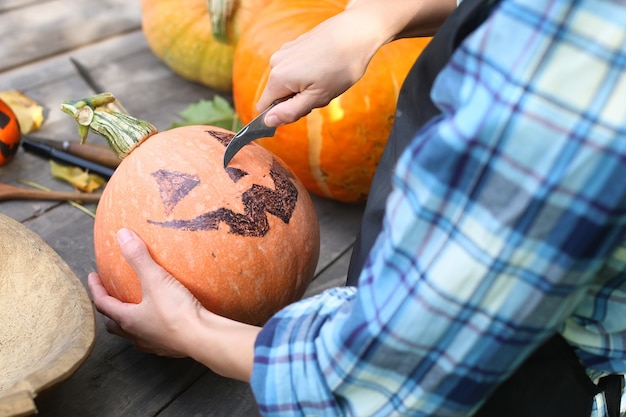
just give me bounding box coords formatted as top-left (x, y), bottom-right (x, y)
top-left (0, 30), bottom-right (225, 140)
top-left (0, 31), bottom-right (146, 92)
top-left (0, 0), bottom-right (141, 72)
top-left (306, 248), bottom-right (353, 297)
top-left (22, 202), bottom-right (96, 276)
top-left (35, 350), bottom-right (207, 417)
top-left (63, 40), bottom-right (228, 132)
top-left (311, 195), bottom-right (363, 275)
top-left (0, 0), bottom-right (44, 13)
top-left (158, 372), bottom-right (260, 417)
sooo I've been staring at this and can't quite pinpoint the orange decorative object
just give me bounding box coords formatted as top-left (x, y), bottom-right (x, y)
top-left (141, 0), bottom-right (267, 91)
top-left (232, 0), bottom-right (431, 203)
top-left (62, 92), bottom-right (321, 326)
top-left (0, 98), bottom-right (21, 166)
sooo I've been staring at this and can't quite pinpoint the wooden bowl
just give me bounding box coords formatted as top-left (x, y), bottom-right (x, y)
top-left (0, 213), bottom-right (95, 417)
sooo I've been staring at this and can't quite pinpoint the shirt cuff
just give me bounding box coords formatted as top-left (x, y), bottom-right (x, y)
top-left (251, 287), bottom-right (357, 416)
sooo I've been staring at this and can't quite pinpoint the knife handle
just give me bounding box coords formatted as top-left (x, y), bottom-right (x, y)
top-left (64, 141), bottom-right (121, 168)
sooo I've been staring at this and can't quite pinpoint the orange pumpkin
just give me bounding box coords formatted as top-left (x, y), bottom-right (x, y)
top-left (232, 0), bottom-right (431, 203)
top-left (141, 0), bottom-right (267, 91)
top-left (62, 94), bottom-right (320, 326)
top-left (0, 98), bottom-right (20, 166)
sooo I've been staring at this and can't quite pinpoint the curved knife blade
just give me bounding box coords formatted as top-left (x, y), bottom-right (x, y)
top-left (223, 95), bottom-right (294, 167)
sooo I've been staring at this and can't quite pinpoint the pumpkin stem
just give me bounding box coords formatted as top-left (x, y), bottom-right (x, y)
top-left (61, 92), bottom-right (158, 159)
top-left (207, 0), bottom-right (235, 44)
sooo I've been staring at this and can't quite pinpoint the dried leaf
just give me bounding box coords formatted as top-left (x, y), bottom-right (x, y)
top-left (50, 160), bottom-right (105, 193)
top-left (0, 90), bottom-right (45, 134)
top-left (170, 95), bottom-right (243, 131)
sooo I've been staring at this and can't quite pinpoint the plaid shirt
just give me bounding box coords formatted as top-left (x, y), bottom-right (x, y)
top-left (252, 0), bottom-right (626, 415)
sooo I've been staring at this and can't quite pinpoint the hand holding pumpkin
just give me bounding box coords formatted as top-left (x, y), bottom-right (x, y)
top-left (88, 228), bottom-right (259, 382)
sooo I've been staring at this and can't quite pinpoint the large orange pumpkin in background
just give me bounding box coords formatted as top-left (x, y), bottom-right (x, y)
top-left (233, 0), bottom-right (431, 204)
top-left (141, 0), bottom-right (267, 92)
top-left (63, 94), bottom-right (320, 326)
top-left (0, 98), bottom-right (21, 166)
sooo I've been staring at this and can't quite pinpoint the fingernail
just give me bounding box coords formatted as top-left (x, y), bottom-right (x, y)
top-left (117, 228), bottom-right (133, 244)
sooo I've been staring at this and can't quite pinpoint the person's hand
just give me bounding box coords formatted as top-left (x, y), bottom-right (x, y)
top-left (88, 228), bottom-right (206, 357)
top-left (88, 228), bottom-right (260, 381)
top-left (256, 0), bottom-right (456, 128)
top-left (257, 8), bottom-right (386, 127)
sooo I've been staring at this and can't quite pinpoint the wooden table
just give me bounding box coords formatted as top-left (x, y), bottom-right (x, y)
top-left (0, 1), bottom-right (364, 415)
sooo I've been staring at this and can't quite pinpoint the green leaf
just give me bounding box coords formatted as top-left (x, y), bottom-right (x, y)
top-left (170, 95), bottom-right (243, 131)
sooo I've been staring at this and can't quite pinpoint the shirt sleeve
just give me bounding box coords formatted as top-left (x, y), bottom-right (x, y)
top-left (251, 1), bottom-right (626, 415)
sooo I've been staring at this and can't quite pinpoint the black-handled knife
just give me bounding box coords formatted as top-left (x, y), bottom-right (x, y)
top-left (22, 137), bottom-right (115, 179)
top-left (22, 136), bottom-right (120, 168)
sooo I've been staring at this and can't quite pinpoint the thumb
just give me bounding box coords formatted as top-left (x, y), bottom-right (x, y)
top-left (117, 228), bottom-right (170, 296)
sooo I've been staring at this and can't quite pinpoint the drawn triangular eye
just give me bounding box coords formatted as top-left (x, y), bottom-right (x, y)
top-left (225, 167), bottom-right (249, 182)
top-left (151, 170), bottom-right (200, 216)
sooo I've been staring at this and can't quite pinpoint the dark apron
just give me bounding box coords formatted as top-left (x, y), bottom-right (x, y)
top-left (345, 0), bottom-right (622, 414)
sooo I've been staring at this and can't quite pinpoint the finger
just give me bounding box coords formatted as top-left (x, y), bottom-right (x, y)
top-left (264, 91), bottom-right (326, 127)
top-left (88, 272), bottom-right (128, 321)
top-left (256, 53), bottom-right (300, 113)
top-left (87, 271), bottom-right (109, 301)
top-left (256, 85), bottom-right (297, 115)
top-left (116, 228), bottom-right (170, 297)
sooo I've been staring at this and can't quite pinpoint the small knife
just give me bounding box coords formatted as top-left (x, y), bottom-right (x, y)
top-left (22, 137), bottom-right (116, 179)
top-left (22, 136), bottom-right (120, 168)
top-left (223, 94), bottom-right (294, 167)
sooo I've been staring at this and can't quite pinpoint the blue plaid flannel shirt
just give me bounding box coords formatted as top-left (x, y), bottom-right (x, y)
top-left (252, 0), bottom-right (626, 415)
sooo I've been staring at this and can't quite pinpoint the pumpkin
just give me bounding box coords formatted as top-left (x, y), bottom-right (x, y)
top-left (141, 0), bottom-right (267, 91)
top-left (0, 98), bottom-right (20, 166)
top-left (62, 93), bottom-right (320, 326)
top-left (232, 0), bottom-right (431, 203)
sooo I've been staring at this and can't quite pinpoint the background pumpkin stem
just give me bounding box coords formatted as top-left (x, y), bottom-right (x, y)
top-left (207, 0), bottom-right (235, 44)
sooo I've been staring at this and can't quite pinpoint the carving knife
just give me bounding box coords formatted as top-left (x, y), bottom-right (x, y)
top-left (22, 136), bottom-right (120, 168)
top-left (21, 137), bottom-right (116, 179)
top-left (223, 94), bottom-right (294, 167)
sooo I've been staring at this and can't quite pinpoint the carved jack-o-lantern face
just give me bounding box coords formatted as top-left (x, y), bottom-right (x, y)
top-left (0, 99), bottom-right (20, 166)
top-left (93, 126), bottom-right (320, 325)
